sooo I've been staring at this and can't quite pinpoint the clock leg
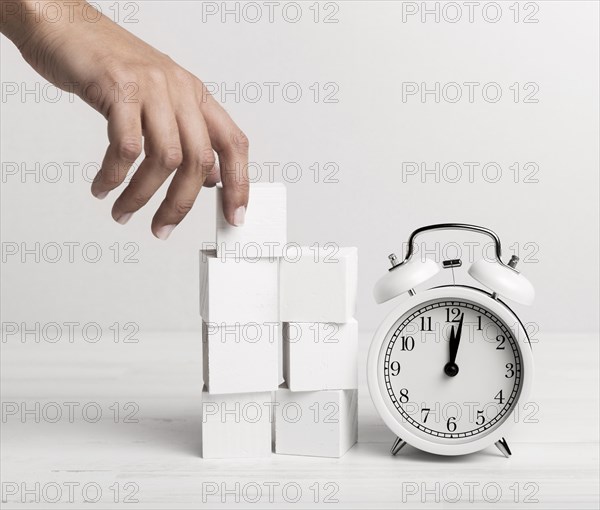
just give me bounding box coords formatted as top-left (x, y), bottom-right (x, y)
top-left (390, 437), bottom-right (407, 456)
top-left (495, 437), bottom-right (512, 458)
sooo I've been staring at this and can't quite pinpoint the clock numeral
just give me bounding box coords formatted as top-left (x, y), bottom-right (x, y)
top-left (420, 316), bottom-right (432, 331)
top-left (505, 363), bottom-right (515, 378)
top-left (398, 388), bottom-right (409, 403)
top-left (421, 407), bottom-right (430, 423)
top-left (390, 361), bottom-right (401, 376)
top-left (400, 336), bottom-right (415, 351)
top-left (476, 410), bottom-right (486, 426)
top-left (477, 315), bottom-right (483, 331)
top-left (446, 416), bottom-right (457, 432)
top-left (496, 334), bottom-right (506, 350)
top-left (446, 307), bottom-right (461, 323)
top-left (494, 389), bottom-right (504, 404)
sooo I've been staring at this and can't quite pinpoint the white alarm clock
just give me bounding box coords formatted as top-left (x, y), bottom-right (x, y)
top-left (367, 224), bottom-right (535, 457)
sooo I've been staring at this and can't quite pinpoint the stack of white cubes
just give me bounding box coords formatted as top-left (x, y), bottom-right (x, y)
top-left (200, 183), bottom-right (358, 458)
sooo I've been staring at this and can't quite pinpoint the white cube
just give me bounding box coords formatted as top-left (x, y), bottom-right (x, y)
top-left (199, 250), bottom-right (279, 324)
top-left (279, 247), bottom-right (357, 322)
top-left (274, 388), bottom-right (357, 458)
top-left (201, 389), bottom-right (273, 458)
top-left (283, 320), bottom-right (358, 391)
top-left (203, 321), bottom-right (280, 394)
top-left (216, 183), bottom-right (287, 259)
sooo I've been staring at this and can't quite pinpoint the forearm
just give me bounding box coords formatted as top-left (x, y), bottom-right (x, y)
top-left (1, 0), bottom-right (127, 91)
top-left (0, 0), bottom-right (88, 48)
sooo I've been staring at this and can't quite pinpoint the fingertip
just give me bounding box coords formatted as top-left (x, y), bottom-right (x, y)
top-left (232, 206), bottom-right (246, 227)
top-left (114, 212), bottom-right (134, 225)
top-left (90, 180), bottom-right (102, 198)
top-left (154, 224), bottom-right (177, 240)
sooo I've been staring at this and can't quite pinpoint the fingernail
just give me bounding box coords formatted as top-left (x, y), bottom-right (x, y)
top-left (155, 224), bottom-right (176, 240)
top-left (95, 191), bottom-right (109, 200)
top-left (233, 206), bottom-right (246, 227)
top-left (116, 212), bottom-right (133, 225)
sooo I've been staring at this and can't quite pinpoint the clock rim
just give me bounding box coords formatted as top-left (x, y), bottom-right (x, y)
top-left (367, 285), bottom-right (534, 456)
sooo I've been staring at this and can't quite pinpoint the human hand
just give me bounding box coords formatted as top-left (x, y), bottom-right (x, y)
top-left (1, 0), bottom-right (249, 239)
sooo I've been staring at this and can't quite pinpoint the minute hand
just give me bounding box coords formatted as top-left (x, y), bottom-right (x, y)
top-left (448, 314), bottom-right (464, 364)
top-left (445, 313), bottom-right (464, 377)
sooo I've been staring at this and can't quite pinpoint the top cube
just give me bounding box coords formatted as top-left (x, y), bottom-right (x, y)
top-left (216, 183), bottom-right (287, 259)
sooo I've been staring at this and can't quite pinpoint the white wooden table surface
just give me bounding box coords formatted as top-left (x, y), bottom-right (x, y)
top-left (1, 332), bottom-right (598, 509)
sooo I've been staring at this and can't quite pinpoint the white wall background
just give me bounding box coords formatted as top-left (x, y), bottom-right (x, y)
top-left (1, 1), bottom-right (598, 339)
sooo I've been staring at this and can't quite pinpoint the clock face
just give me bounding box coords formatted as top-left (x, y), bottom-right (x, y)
top-left (378, 297), bottom-right (523, 444)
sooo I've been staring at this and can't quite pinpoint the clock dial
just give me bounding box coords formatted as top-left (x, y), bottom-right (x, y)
top-left (379, 299), bottom-right (522, 443)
